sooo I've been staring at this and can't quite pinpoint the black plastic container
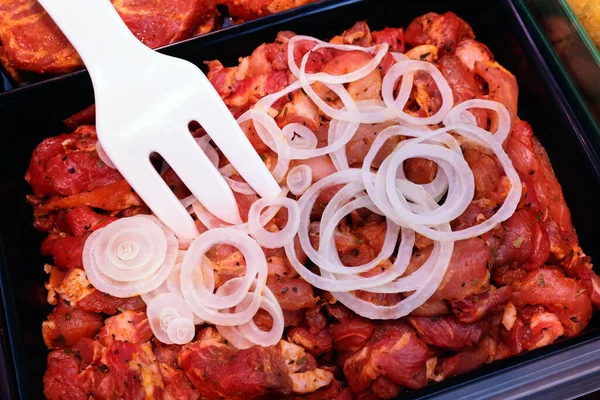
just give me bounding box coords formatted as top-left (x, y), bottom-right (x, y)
top-left (1, 0), bottom-right (600, 399)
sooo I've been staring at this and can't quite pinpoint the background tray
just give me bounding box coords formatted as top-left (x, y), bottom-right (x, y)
top-left (1, 0), bottom-right (600, 398)
top-left (512, 0), bottom-right (600, 171)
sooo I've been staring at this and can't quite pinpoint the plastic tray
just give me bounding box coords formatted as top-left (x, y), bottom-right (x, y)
top-left (0, 2), bottom-right (309, 93)
top-left (1, 0), bottom-right (600, 398)
top-left (511, 0), bottom-right (600, 170)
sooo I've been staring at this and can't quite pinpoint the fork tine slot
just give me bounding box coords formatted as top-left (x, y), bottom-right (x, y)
top-left (119, 158), bottom-right (199, 239)
top-left (162, 134), bottom-right (243, 226)
top-left (191, 74), bottom-right (281, 199)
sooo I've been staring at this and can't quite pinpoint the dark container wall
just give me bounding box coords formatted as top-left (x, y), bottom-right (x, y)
top-left (1, 0), bottom-right (599, 398)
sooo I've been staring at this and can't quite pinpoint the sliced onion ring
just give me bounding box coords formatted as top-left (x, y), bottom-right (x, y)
top-left (248, 197), bottom-right (301, 249)
top-left (287, 165), bottom-right (313, 196)
top-left (146, 292), bottom-right (194, 344)
top-left (167, 317), bottom-right (195, 345)
top-left (83, 215), bottom-right (177, 298)
top-left (180, 228), bottom-right (268, 326)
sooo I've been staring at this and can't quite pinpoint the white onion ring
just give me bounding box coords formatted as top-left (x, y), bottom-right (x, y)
top-left (83, 215), bottom-right (177, 298)
top-left (146, 292), bottom-right (194, 344)
top-left (219, 164), bottom-right (236, 178)
top-left (167, 317), bottom-right (196, 344)
top-left (283, 123), bottom-right (318, 150)
top-left (217, 324), bottom-right (254, 349)
top-left (238, 109), bottom-right (291, 182)
top-left (180, 228), bottom-right (268, 326)
top-left (195, 136), bottom-right (220, 168)
top-left (297, 171), bottom-right (400, 276)
top-left (381, 59), bottom-right (454, 125)
top-left (361, 124), bottom-right (521, 241)
top-left (192, 201), bottom-right (231, 230)
top-left (287, 165), bottom-right (313, 196)
top-left (94, 218), bottom-right (166, 282)
top-left (236, 289), bottom-right (284, 347)
top-left (248, 197), bottom-right (301, 249)
top-left (332, 236), bottom-right (453, 319)
top-left (224, 177), bottom-right (256, 195)
top-left (443, 99), bottom-right (511, 143)
top-left (215, 278), bottom-right (284, 349)
top-left (287, 35), bottom-right (389, 84)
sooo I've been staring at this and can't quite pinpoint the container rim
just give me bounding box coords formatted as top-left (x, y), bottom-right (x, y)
top-left (510, 0), bottom-right (600, 180)
top-left (0, 0), bottom-right (345, 99)
top-left (557, 0), bottom-right (600, 64)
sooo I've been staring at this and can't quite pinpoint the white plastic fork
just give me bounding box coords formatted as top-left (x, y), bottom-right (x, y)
top-left (38, 0), bottom-right (281, 239)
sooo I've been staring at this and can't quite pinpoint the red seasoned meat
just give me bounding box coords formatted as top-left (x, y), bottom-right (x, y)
top-left (330, 21), bottom-right (373, 47)
top-left (352, 222), bottom-right (388, 255)
top-left (288, 379), bottom-right (346, 400)
top-left (369, 331), bottom-right (430, 389)
top-left (455, 39), bottom-right (493, 71)
top-left (113, 0), bottom-right (217, 48)
top-left (218, 0), bottom-right (315, 23)
top-left (42, 299), bottom-right (103, 349)
top-left (411, 299), bottom-right (451, 317)
top-left (43, 350), bottom-right (88, 400)
top-left (311, 49), bottom-right (381, 105)
top-left (331, 318), bottom-right (377, 352)
top-left (370, 376), bottom-right (403, 399)
top-left (78, 341), bottom-right (164, 399)
top-left (432, 238), bottom-right (490, 301)
top-left (64, 206), bottom-right (117, 237)
top-left (32, 179), bottom-right (143, 216)
top-left (494, 209), bottom-right (550, 271)
top-left (562, 253), bottom-right (600, 308)
top-left (276, 91), bottom-right (322, 131)
top-left (372, 27), bottom-right (405, 52)
top-left (152, 339), bottom-right (182, 368)
top-left (343, 346), bottom-right (376, 393)
top-left (64, 105), bottom-right (96, 130)
top-left (451, 286), bottom-right (513, 323)
top-left (160, 363), bottom-right (200, 400)
top-left (0, 0), bottom-right (81, 76)
top-left (435, 336), bottom-right (496, 380)
top-left (404, 157), bottom-right (438, 185)
top-left (288, 326), bottom-right (333, 356)
top-left (305, 303), bottom-right (328, 333)
top-left (511, 268), bottom-right (592, 336)
top-left (98, 311), bottom-right (153, 345)
top-left (25, 14), bottom-right (597, 399)
top-left (497, 306), bottom-right (565, 358)
top-left (225, 70), bottom-right (290, 109)
top-left (343, 329), bottom-right (429, 392)
top-left (475, 60), bottom-right (519, 128)
top-left (266, 276), bottom-right (319, 311)
top-left (408, 315), bottom-right (491, 350)
top-left (405, 12), bottom-right (474, 56)
top-left (439, 55), bottom-right (488, 127)
top-left (25, 126), bottom-right (122, 198)
top-left (41, 233), bottom-right (89, 270)
top-left (291, 37), bottom-right (335, 74)
top-left (78, 291), bottom-right (145, 315)
top-left (369, 319), bottom-right (416, 342)
top-left (73, 338), bottom-right (105, 368)
top-left (463, 145), bottom-right (507, 202)
top-left (179, 327), bottom-right (293, 399)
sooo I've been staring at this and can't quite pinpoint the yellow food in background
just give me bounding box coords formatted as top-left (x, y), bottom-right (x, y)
top-left (567, 0), bottom-right (600, 48)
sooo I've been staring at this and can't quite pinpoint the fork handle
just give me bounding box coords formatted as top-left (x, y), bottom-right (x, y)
top-left (37, 0), bottom-right (145, 78)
